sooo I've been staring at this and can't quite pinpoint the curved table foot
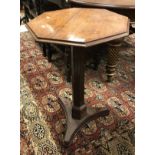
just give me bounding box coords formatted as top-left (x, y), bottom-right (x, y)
top-left (58, 98), bottom-right (109, 147)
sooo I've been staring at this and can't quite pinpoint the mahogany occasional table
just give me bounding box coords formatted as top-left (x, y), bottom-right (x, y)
top-left (26, 8), bottom-right (129, 146)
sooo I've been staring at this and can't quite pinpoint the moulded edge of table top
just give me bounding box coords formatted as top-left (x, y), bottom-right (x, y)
top-left (26, 21), bottom-right (130, 47)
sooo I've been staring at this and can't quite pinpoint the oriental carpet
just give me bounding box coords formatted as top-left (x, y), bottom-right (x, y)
top-left (20, 31), bottom-right (135, 155)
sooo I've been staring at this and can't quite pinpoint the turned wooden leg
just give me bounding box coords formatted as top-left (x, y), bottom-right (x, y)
top-left (106, 41), bottom-right (122, 82)
top-left (71, 46), bottom-right (86, 119)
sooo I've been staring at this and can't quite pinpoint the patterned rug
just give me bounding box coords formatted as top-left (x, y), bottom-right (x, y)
top-left (20, 31), bottom-right (135, 155)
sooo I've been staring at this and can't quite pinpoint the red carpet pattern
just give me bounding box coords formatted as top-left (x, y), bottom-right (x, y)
top-left (20, 31), bottom-right (135, 155)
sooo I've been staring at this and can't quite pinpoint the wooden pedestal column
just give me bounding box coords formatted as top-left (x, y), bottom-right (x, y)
top-left (59, 46), bottom-right (109, 146)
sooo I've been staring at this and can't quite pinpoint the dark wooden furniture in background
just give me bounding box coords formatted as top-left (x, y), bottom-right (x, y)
top-left (21, 0), bottom-right (68, 23)
top-left (26, 8), bottom-right (129, 146)
top-left (69, 0), bottom-right (135, 81)
top-left (69, 0), bottom-right (134, 22)
top-left (20, 0), bottom-right (69, 68)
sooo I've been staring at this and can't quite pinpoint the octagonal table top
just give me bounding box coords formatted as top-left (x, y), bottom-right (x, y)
top-left (69, 0), bottom-right (135, 9)
top-left (26, 8), bottom-right (129, 47)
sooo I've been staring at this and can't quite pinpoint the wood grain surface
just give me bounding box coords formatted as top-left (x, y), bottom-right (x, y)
top-left (27, 8), bottom-right (129, 46)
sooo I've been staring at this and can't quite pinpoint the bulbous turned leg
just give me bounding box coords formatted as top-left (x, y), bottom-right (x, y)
top-left (106, 41), bottom-right (122, 82)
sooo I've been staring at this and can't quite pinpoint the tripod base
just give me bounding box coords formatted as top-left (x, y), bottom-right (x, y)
top-left (58, 98), bottom-right (109, 147)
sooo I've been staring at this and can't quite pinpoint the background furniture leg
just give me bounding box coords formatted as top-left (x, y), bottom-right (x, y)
top-left (106, 41), bottom-right (122, 82)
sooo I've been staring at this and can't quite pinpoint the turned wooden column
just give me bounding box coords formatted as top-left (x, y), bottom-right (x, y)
top-left (71, 46), bottom-right (87, 119)
top-left (106, 40), bottom-right (122, 82)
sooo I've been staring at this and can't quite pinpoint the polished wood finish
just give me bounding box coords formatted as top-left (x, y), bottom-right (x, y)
top-left (69, 0), bottom-right (135, 9)
top-left (27, 8), bottom-right (129, 47)
top-left (26, 8), bottom-right (129, 146)
top-left (71, 47), bottom-right (86, 119)
top-left (59, 46), bottom-right (110, 146)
